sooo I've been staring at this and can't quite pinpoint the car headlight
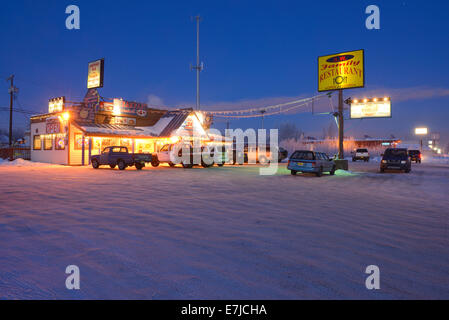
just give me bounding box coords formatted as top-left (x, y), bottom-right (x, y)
top-left (382, 160), bottom-right (387, 163)
top-left (401, 160), bottom-right (406, 164)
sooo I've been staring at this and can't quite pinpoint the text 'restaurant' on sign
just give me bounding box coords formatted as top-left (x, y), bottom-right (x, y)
top-left (318, 49), bottom-right (364, 92)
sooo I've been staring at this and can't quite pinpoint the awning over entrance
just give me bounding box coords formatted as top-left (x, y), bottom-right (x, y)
top-left (74, 122), bottom-right (165, 138)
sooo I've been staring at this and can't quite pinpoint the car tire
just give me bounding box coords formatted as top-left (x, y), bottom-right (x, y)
top-left (92, 159), bottom-right (99, 169)
top-left (217, 163), bottom-right (224, 167)
top-left (330, 166), bottom-right (336, 175)
top-left (291, 170), bottom-right (297, 175)
top-left (135, 163), bottom-right (144, 170)
top-left (182, 162), bottom-right (193, 168)
top-left (405, 168), bottom-right (411, 173)
top-left (258, 155), bottom-right (270, 166)
top-left (380, 168), bottom-right (385, 173)
top-left (352, 158), bottom-right (355, 162)
top-left (109, 164), bottom-right (116, 169)
top-left (315, 167), bottom-right (323, 177)
top-left (168, 162), bottom-right (176, 167)
top-left (151, 159), bottom-right (160, 167)
top-left (118, 160), bottom-right (126, 170)
top-left (201, 156), bottom-right (213, 168)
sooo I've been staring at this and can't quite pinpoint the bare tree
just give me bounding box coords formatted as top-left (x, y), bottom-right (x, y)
top-left (279, 122), bottom-right (302, 141)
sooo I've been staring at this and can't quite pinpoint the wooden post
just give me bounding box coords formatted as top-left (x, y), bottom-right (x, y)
top-left (81, 134), bottom-right (85, 166)
top-left (88, 137), bottom-right (92, 165)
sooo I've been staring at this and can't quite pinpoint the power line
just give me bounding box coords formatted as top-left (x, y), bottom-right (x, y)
top-left (206, 94), bottom-right (330, 118)
top-left (0, 107), bottom-right (36, 115)
top-left (205, 94), bottom-right (328, 115)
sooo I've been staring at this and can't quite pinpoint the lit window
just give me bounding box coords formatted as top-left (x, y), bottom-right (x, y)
top-left (55, 136), bottom-right (65, 150)
top-left (75, 134), bottom-right (88, 150)
top-left (44, 136), bottom-right (53, 150)
top-left (33, 135), bottom-right (41, 150)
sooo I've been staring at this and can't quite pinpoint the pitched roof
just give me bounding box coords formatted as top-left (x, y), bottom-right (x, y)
top-left (158, 109), bottom-right (191, 137)
top-left (74, 123), bottom-right (156, 138)
top-left (74, 109), bottom-right (194, 138)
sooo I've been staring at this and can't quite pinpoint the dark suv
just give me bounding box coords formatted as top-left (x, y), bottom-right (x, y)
top-left (408, 150), bottom-right (422, 163)
top-left (380, 148), bottom-right (411, 173)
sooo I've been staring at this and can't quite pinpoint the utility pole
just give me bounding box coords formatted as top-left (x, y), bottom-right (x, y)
top-left (7, 75), bottom-right (17, 148)
top-left (191, 15), bottom-right (204, 110)
top-left (338, 89), bottom-right (344, 159)
top-left (260, 110), bottom-right (266, 130)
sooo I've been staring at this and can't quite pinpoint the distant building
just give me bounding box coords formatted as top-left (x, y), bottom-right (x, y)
top-left (0, 135), bottom-right (8, 147)
top-left (302, 137), bottom-right (401, 149)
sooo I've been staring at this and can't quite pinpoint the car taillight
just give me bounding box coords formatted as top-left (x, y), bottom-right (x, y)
top-left (311, 161), bottom-right (316, 167)
top-left (288, 160), bottom-right (291, 165)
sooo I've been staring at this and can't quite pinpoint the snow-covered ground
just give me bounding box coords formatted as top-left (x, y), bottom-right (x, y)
top-left (0, 160), bottom-right (448, 299)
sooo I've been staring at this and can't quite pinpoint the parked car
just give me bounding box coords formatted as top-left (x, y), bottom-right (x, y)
top-left (91, 146), bottom-right (152, 170)
top-left (151, 143), bottom-right (215, 168)
top-left (352, 148), bottom-right (370, 162)
top-left (408, 150), bottom-right (422, 163)
top-left (212, 145), bottom-right (229, 166)
top-left (380, 148), bottom-right (411, 173)
top-left (278, 147), bottom-right (289, 162)
top-left (288, 150), bottom-right (336, 177)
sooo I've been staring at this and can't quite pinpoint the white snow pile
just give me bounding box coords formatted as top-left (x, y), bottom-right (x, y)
top-left (424, 155), bottom-right (449, 165)
top-left (0, 158), bottom-right (63, 167)
top-left (334, 169), bottom-right (357, 176)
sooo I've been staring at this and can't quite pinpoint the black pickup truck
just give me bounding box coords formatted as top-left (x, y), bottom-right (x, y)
top-left (91, 146), bottom-right (152, 170)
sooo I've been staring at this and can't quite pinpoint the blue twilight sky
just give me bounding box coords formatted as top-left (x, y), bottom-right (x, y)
top-left (0, 0), bottom-right (448, 142)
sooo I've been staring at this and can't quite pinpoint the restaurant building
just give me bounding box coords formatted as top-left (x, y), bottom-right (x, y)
top-left (30, 88), bottom-right (214, 165)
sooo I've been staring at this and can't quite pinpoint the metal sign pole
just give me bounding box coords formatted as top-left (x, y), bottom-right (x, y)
top-left (338, 89), bottom-right (344, 159)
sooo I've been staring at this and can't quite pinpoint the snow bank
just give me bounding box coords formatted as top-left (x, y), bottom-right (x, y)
top-left (0, 158), bottom-right (63, 167)
top-left (334, 169), bottom-right (358, 176)
top-left (424, 155), bottom-right (449, 165)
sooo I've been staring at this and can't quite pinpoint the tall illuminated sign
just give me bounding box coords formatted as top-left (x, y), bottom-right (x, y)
top-left (87, 58), bottom-right (104, 89)
top-left (48, 97), bottom-right (65, 113)
top-left (318, 49), bottom-right (364, 92)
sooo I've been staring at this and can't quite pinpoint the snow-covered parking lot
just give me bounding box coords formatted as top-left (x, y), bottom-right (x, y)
top-left (1, 160), bottom-right (448, 299)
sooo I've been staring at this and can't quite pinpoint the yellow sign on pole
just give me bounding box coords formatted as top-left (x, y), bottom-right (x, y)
top-left (318, 49), bottom-right (364, 92)
top-left (87, 59), bottom-right (104, 89)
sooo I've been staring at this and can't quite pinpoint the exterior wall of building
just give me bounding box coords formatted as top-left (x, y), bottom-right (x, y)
top-left (30, 121), bottom-right (68, 164)
top-left (69, 123), bottom-right (90, 165)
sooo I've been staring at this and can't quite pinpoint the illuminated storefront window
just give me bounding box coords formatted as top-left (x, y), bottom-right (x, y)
top-left (135, 139), bottom-right (155, 153)
top-left (120, 138), bottom-right (133, 150)
top-left (44, 135), bottom-right (53, 150)
top-left (55, 135), bottom-right (66, 150)
top-left (92, 137), bottom-right (102, 154)
top-left (98, 138), bottom-right (120, 149)
top-left (33, 135), bottom-right (41, 150)
top-left (74, 134), bottom-right (89, 150)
